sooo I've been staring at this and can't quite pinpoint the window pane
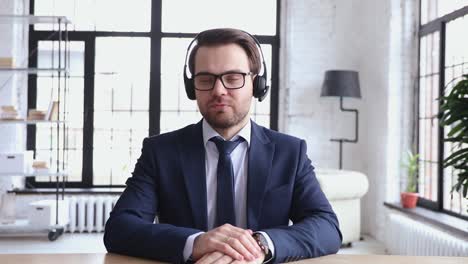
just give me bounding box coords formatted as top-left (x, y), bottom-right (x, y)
top-left (35, 41), bottom-right (84, 183)
top-left (418, 32), bottom-right (440, 202)
top-left (160, 38), bottom-right (204, 133)
top-left (34, 0), bottom-right (151, 32)
top-left (421, 0), bottom-right (468, 24)
top-left (37, 41), bottom-right (70, 72)
top-left (442, 15), bottom-right (468, 217)
top-left (94, 37), bottom-right (150, 186)
top-left (162, 0), bottom-right (277, 35)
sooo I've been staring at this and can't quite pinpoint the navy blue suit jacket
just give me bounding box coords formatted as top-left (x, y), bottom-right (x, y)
top-left (104, 120), bottom-right (342, 263)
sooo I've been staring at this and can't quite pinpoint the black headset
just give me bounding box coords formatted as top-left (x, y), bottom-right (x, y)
top-left (183, 30), bottom-right (269, 102)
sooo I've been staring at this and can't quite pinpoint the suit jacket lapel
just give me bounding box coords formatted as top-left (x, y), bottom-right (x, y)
top-left (247, 121), bottom-right (275, 231)
top-left (179, 120), bottom-right (208, 231)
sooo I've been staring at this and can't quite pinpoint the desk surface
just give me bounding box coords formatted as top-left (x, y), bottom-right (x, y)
top-left (0, 253), bottom-right (467, 264)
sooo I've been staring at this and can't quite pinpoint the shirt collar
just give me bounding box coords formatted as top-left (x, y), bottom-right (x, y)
top-left (202, 119), bottom-right (251, 147)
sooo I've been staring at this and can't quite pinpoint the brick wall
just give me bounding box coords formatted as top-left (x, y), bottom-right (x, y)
top-left (280, 0), bottom-right (419, 240)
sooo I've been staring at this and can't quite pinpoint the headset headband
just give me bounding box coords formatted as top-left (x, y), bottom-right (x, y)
top-left (183, 30), bottom-right (267, 79)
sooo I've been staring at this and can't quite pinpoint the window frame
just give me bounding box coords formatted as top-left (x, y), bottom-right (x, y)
top-left (417, 2), bottom-right (468, 220)
top-left (26, 0), bottom-right (281, 189)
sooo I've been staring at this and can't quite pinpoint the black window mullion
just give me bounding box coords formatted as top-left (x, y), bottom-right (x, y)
top-left (420, 6), bottom-right (468, 35)
top-left (82, 36), bottom-right (95, 187)
top-left (149, 0), bottom-right (162, 136)
top-left (269, 0), bottom-right (281, 131)
top-left (437, 22), bottom-right (446, 211)
top-left (25, 0), bottom-right (37, 188)
top-left (269, 40), bottom-right (279, 131)
top-left (25, 35), bottom-right (38, 188)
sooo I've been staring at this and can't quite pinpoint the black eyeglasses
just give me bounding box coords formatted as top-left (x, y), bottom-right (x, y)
top-left (193, 72), bottom-right (253, 91)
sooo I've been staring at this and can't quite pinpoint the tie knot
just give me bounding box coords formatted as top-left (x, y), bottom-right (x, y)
top-left (210, 136), bottom-right (244, 155)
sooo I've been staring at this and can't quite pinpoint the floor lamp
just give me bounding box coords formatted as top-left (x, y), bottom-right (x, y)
top-left (321, 70), bottom-right (361, 169)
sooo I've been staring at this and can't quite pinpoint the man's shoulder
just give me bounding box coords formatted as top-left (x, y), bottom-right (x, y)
top-left (253, 122), bottom-right (303, 146)
top-left (144, 123), bottom-right (200, 146)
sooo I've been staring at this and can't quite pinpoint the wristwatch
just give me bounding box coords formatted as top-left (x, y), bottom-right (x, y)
top-left (253, 233), bottom-right (273, 263)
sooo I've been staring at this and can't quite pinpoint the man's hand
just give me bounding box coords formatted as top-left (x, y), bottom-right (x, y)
top-left (192, 224), bottom-right (263, 261)
top-left (195, 251), bottom-right (265, 264)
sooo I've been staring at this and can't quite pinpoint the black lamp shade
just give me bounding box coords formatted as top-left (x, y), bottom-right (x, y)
top-left (321, 70), bottom-right (361, 98)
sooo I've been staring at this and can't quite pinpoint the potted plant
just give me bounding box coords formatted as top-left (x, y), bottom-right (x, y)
top-left (400, 150), bottom-right (419, 208)
top-left (439, 74), bottom-right (468, 212)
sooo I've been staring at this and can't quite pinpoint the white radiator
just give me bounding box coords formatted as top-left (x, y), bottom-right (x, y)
top-left (66, 196), bottom-right (119, 233)
top-left (386, 213), bottom-right (468, 256)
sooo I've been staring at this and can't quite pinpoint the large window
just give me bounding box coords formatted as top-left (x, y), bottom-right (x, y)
top-left (418, 1), bottom-right (468, 218)
top-left (27, 0), bottom-right (280, 188)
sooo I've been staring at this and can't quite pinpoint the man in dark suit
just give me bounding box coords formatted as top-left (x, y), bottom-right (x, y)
top-left (104, 28), bottom-right (342, 264)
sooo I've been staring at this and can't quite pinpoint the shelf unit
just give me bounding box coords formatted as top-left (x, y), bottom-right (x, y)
top-left (0, 15), bottom-right (71, 24)
top-left (0, 67), bottom-right (67, 73)
top-left (0, 120), bottom-right (65, 124)
top-left (0, 14), bottom-right (71, 241)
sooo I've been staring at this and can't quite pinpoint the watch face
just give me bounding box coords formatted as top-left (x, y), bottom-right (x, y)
top-left (254, 233), bottom-right (269, 254)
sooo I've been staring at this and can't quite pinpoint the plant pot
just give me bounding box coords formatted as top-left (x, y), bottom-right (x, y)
top-left (400, 192), bottom-right (418, 208)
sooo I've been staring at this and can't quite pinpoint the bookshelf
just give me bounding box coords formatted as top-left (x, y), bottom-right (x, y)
top-left (0, 14), bottom-right (71, 241)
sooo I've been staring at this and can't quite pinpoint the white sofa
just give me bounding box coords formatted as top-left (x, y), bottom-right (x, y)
top-left (315, 169), bottom-right (369, 246)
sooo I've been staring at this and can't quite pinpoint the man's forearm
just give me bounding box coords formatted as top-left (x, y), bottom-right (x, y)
top-left (104, 211), bottom-right (201, 263)
top-left (262, 215), bottom-right (342, 263)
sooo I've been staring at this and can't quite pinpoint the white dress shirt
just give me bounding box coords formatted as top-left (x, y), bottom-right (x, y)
top-left (183, 119), bottom-right (274, 261)
top-left (203, 118), bottom-right (250, 230)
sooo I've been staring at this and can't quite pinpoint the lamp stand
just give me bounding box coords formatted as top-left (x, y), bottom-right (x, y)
top-left (330, 97), bottom-right (359, 169)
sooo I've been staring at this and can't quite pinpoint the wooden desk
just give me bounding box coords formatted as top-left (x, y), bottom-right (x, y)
top-left (0, 253), bottom-right (467, 264)
top-left (295, 254), bottom-right (468, 264)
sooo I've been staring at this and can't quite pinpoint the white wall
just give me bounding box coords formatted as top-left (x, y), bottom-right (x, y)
top-left (280, 0), bottom-right (419, 241)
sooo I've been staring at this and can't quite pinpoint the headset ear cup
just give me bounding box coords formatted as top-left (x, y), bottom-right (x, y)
top-left (253, 75), bottom-right (268, 100)
top-left (253, 76), bottom-right (259, 98)
top-left (184, 69), bottom-right (196, 100)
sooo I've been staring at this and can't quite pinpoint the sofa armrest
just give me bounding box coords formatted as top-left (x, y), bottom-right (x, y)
top-left (315, 169), bottom-right (369, 200)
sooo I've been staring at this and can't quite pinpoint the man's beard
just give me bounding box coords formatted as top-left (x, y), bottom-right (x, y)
top-left (202, 108), bottom-right (249, 130)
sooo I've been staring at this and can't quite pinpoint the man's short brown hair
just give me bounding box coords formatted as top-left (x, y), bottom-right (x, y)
top-left (188, 28), bottom-right (261, 75)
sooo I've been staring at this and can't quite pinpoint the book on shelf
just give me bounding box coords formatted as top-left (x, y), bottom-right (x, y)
top-left (45, 101), bottom-right (59, 121)
top-left (0, 57), bottom-right (14, 68)
top-left (27, 109), bottom-right (46, 120)
top-left (0, 105), bottom-right (19, 120)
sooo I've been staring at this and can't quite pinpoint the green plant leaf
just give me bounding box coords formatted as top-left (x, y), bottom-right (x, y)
top-left (438, 75), bottom-right (468, 202)
top-left (444, 137), bottom-right (468, 144)
top-left (443, 152), bottom-right (468, 167)
top-left (463, 182), bottom-right (468, 198)
top-left (447, 122), bottom-right (466, 138)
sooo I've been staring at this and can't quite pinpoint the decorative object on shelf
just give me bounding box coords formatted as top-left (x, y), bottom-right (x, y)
top-left (321, 70), bottom-right (361, 169)
top-left (28, 109), bottom-right (46, 120)
top-left (400, 150), bottom-right (419, 208)
top-left (32, 160), bottom-right (50, 175)
top-left (439, 74), bottom-right (468, 212)
top-left (0, 151), bottom-right (33, 176)
top-left (45, 101), bottom-right (59, 121)
top-left (0, 105), bottom-right (19, 120)
top-left (0, 57), bottom-right (14, 68)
